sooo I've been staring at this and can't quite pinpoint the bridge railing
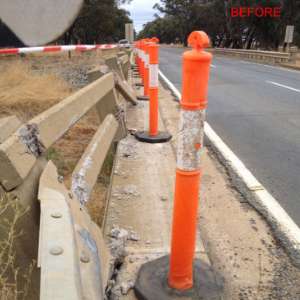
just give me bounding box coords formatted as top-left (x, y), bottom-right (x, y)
top-left (0, 49), bottom-right (136, 300)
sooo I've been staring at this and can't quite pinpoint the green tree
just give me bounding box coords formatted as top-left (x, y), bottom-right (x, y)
top-left (138, 16), bottom-right (182, 43)
top-left (142, 0), bottom-right (300, 49)
top-left (62, 0), bottom-right (132, 44)
top-left (153, 0), bottom-right (204, 45)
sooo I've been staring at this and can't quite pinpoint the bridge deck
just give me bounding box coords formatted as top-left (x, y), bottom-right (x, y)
top-left (102, 76), bottom-right (210, 299)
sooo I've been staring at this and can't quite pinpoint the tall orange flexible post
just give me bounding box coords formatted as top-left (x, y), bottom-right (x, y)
top-left (135, 41), bottom-right (139, 68)
top-left (140, 40), bottom-right (145, 83)
top-left (141, 39), bottom-right (150, 84)
top-left (148, 41), bottom-right (159, 136)
top-left (136, 41), bottom-right (140, 74)
top-left (143, 41), bottom-right (150, 98)
top-left (134, 37), bottom-right (172, 143)
top-left (168, 31), bottom-right (212, 290)
top-left (137, 39), bottom-right (150, 101)
top-left (134, 32), bottom-right (219, 300)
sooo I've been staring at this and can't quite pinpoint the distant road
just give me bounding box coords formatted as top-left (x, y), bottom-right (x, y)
top-left (160, 46), bottom-right (300, 226)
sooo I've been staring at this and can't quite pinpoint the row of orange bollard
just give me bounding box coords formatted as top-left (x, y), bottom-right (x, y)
top-left (134, 32), bottom-right (220, 299)
top-left (134, 38), bottom-right (172, 143)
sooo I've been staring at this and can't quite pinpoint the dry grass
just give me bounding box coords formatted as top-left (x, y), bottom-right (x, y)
top-left (0, 194), bottom-right (34, 300)
top-left (0, 55), bottom-right (116, 300)
top-left (50, 110), bottom-right (113, 226)
top-left (0, 61), bottom-right (72, 121)
top-left (0, 57), bottom-right (113, 227)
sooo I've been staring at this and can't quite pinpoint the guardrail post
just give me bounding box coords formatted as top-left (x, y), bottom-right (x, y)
top-left (134, 31), bottom-right (220, 300)
top-left (135, 38), bottom-right (172, 143)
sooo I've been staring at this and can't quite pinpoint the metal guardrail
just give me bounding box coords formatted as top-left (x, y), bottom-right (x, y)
top-left (213, 47), bottom-right (291, 63)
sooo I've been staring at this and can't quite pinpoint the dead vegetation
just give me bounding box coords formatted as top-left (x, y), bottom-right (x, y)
top-left (0, 61), bottom-right (72, 121)
top-left (0, 194), bottom-right (34, 300)
top-left (0, 57), bottom-right (113, 226)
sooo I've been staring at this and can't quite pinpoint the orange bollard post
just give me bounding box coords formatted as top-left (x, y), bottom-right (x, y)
top-left (168, 31), bottom-right (212, 290)
top-left (134, 31), bottom-right (220, 300)
top-left (137, 41), bottom-right (141, 74)
top-left (144, 41), bottom-right (150, 98)
top-left (134, 42), bottom-right (138, 66)
top-left (148, 41), bottom-right (159, 136)
top-left (135, 41), bottom-right (144, 87)
top-left (137, 39), bottom-right (151, 101)
top-left (140, 39), bottom-right (149, 84)
top-left (135, 37), bottom-right (172, 143)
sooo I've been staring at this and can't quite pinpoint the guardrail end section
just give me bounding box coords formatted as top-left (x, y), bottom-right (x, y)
top-left (38, 161), bottom-right (110, 300)
top-left (38, 161), bottom-right (83, 300)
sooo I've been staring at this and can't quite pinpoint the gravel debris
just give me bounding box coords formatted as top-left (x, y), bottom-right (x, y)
top-left (120, 280), bottom-right (134, 295)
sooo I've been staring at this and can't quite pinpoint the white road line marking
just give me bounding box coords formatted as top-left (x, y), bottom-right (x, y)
top-left (242, 60), bottom-right (300, 74)
top-left (159, 70), bottom-right (181, 99)
top-left (159, 69), bottom-right (300, 266)
top-left (219, 57), bottom-right (300, 74)
top-left (266, 80), bottom-right (300, 93)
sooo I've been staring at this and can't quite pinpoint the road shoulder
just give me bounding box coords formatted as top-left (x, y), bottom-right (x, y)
top-left (158, 82), bottom-right (300, 299)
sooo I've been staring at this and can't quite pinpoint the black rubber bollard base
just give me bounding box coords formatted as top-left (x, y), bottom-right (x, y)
top-left (134, 256), bottom-right (222, 300)
top-left (135, 131), bottom-right (172, 144)
top-left (137, 95), bottom-right (149, 101)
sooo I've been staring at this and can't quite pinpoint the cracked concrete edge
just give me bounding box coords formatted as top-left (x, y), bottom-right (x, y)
top-left (0, 72), bottom-right (114, 191)
top-left (159, 69), bottom-right (300, 268)
top-left (71, 114), bottom-right (118, 205)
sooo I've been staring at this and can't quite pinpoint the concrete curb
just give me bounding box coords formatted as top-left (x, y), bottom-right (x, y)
top-left (159, 69), bottom-right (300, 267)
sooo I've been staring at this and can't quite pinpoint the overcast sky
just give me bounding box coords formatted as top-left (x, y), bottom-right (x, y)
top-left (122, 0), bottom-right (160, 33)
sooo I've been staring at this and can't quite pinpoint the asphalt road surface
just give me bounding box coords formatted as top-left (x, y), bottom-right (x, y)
top-left (159, 46), bottom-right (300, 226)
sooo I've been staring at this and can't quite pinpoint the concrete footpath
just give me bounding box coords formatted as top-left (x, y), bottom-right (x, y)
top-left (102, 70), bottom-right (300, 299)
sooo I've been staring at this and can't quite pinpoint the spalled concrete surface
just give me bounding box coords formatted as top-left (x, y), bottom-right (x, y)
top-left (72, 114), bottom-right (118, 204)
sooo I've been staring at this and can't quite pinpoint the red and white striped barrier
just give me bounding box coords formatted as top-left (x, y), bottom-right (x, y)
top-left (0, 44), bottom-right (117, 55)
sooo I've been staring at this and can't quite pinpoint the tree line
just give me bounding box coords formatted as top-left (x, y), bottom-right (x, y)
top-left (138, 0), bottom-right (300, 50)
top-left (61, 0), bottom-right (132, 45)
top-left (0, 0), bottom-right (132, 47)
